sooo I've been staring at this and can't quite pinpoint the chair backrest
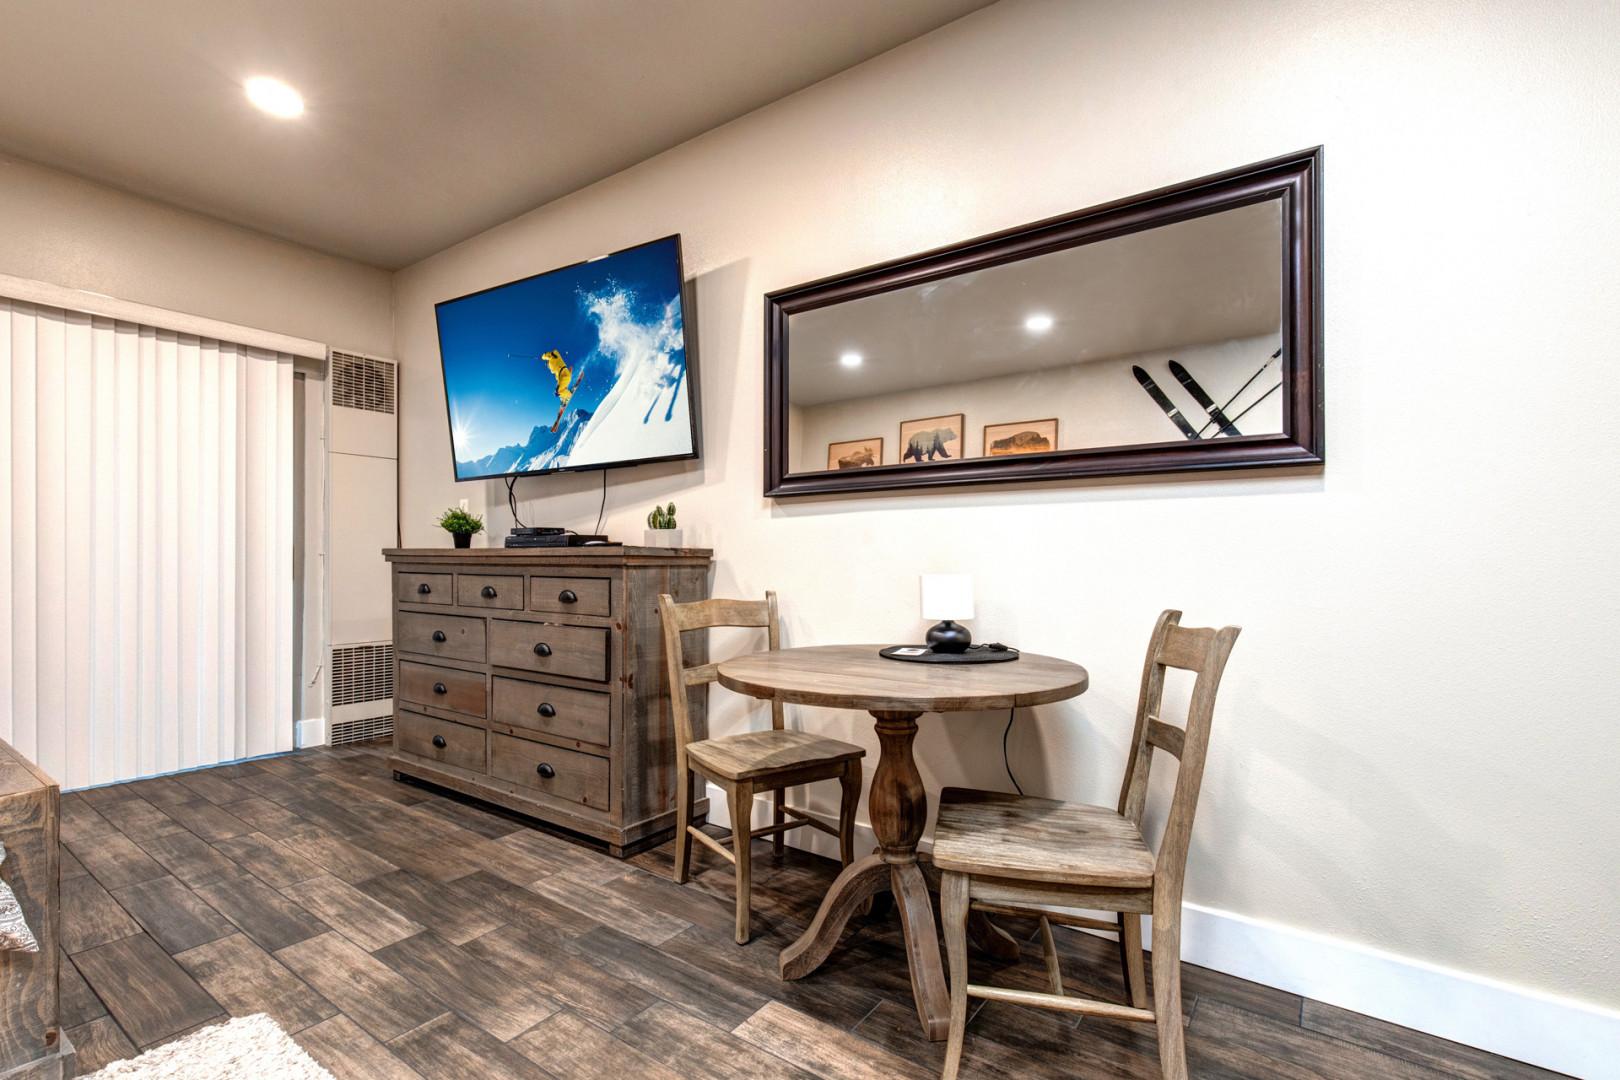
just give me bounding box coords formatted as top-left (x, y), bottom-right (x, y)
top-left (657, 593), bottom-right (783, 754)
top-left (1115, 609), bottom-right (1240, 901)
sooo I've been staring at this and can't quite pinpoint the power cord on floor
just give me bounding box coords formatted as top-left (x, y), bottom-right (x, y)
top-left (1002, 706), bottom-right (1023, 795)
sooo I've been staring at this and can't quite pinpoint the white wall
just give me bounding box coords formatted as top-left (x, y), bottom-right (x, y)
top-left (794, 334), bottom-right (1283, 470)
top-left (389, 0), bottom-right (1620, 1043)
top-left (0, 153), bottom-right (393, 357)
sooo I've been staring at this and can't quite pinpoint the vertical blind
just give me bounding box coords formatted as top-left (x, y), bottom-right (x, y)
top-left (0, 297), bottom-right (294, 788)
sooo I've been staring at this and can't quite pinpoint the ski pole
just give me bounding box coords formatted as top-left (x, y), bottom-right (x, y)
top-left (1195, 348), bottom-right (1281, 438)
top-left (1225, 381), bottom-right (1282, 429)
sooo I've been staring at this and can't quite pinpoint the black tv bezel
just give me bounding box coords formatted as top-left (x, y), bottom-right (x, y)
top-left (433, 232), bottom-right (701, 483)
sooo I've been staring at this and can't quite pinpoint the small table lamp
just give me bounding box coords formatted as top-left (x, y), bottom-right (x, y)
top-left (921, 573), bottom-right (974, 653)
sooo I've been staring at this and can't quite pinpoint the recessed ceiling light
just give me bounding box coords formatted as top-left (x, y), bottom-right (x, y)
top-left (1024, 313), bottom-right (1054, 333)
top-left (839, 352), bottom-right (864, 368)
top-left (245, 76), bottom-right (305, 119)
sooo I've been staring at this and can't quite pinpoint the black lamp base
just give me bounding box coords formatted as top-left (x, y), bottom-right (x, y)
top-left (926, 620), bottom-right (972, 654)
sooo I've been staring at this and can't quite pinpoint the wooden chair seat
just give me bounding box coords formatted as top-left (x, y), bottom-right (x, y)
top-left (686, 730), bottom-right (864, 782)
top-left (933, 787), bottom-right (1155, 888)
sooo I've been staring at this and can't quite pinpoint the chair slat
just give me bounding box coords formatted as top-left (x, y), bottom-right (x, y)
top-left (1158, 624), bottom-right (1216, 671)
top-left (667, 597), bottom-right (772, 632)
top-left (965, 984), bottom-right (1156, 1024)
top-left (683, 662), bottom-right (721, 686)
top-left (688, 826), bottom-right (736, 864)
top-left (1147, 718), bottom-right (1185, 759)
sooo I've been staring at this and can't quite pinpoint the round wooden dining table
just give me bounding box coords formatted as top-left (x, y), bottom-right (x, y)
top-left (716, 644), bottom-right (1088, 1040)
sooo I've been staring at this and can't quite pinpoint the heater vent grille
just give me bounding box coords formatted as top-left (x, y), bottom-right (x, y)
top-left (332, 713), bottom-right (394, 745)
top-left (331, 351), bottom-right (396, 414)
top-left (332, 642), bottom-right (394, 706)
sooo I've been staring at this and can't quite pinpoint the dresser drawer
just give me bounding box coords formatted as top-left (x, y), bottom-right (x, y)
top-left (528, 575), bottom-right (612, 618)
top-left (398, 661), bottom-right (487, 717)
top-left (492, 677), bottom-right (611, 748)
top-left (397, 572), bottom-right (452, 605)
top-left (396, 711), bottom-right (486, 772)
top-left (489, 733), bottom-right (609, 811)
top-left (397, 611), bottom-right (487, 663)
top-left (456, 573), bottom-right (523, 610)
top-left (489, 620), bottom-right (609, 682)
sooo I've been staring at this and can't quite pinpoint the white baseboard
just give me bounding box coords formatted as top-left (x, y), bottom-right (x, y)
top-left (703, 783), bottom-right (1616, 1079)
top-left (295, 717), bottom-right (328, 748)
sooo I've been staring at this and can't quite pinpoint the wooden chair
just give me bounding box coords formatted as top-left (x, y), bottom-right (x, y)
top-left (658, 592), bottom-right (865, 944)
top-left (933, 610), bottom-right (1239, 1080)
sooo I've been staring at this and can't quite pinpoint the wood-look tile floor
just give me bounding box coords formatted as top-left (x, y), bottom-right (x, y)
top-left (58, 742), bottom-right (1562, 1079)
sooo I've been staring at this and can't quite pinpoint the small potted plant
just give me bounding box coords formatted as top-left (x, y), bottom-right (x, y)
top-left (644, 502), bottom-right (682, 548)
top-left (438, 507), bottom-right (484, 548)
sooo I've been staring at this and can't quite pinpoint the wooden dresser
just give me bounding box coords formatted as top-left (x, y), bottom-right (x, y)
top-left (384, 546), bottom-right (711, 856)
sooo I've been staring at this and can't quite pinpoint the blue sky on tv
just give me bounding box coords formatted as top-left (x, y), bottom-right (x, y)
top-left (435, 235), bottom-right (684, 466)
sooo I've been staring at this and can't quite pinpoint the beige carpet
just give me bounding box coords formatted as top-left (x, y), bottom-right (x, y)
top-left (84, 1014), bottom-right (333, 1080)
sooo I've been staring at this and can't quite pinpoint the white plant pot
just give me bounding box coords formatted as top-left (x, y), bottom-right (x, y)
top-left (644, 528), bottom-right (683, 548)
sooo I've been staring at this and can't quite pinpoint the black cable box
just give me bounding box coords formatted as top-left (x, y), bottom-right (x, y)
top-left (504, 533), bottom-right (612, 548)
top-left (510, 526), bottom-right (565, 536)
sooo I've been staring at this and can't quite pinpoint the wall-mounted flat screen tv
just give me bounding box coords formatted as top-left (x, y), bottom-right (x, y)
top-left (435, 234), bottom-right (698, 480)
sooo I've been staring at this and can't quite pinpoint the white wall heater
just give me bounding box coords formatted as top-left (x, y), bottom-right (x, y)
top-left (326, 350), bottom-right (399, 745)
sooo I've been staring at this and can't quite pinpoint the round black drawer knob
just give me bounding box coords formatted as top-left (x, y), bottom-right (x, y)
top-left (431, 735), bottom-right (447, 749)
top-left (558, 589), bottom-right (578, 604)
top-left (481, 585), bottom-right (497, 599)
top-left (431, 630), bottom-right (447, 643)
top-left (533, 643), bottom-right (552, 658)
top-left (536, 763), bottom-right (555, 780)
top-left (417, 583), bottom-right (431, 595)
top-left (432, 682), bottom-right (447, 695)
top-left (538, 703), bottom-right (556, 718)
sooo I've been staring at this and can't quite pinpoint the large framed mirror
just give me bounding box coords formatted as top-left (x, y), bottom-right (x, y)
top-left (764, 148), bottom-right (1322, 497)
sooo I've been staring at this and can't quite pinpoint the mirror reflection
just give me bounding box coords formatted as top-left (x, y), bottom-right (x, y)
top-left (786, 199), bottom-right (1284, 474)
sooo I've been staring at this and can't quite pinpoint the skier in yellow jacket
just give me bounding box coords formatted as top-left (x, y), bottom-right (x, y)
top-left (541, 349), bottom-right (583, 433)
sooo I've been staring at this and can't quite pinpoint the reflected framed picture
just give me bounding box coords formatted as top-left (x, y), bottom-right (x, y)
top-left (827, 437), bottom-right (883, 470)
top-left (899, 414), bottom-right (964, 464)
top-left (984, 418), bottom-right (1058, 456)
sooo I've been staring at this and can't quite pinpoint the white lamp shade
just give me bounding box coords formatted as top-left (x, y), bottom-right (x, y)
top-left (921, 573), bottom-right (974, 622)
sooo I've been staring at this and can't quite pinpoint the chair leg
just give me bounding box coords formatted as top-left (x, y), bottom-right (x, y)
top-left (1119, 912), bottom-right (1148, 1009)
top-left (732, 781), bottom-right (753, 944)
top-left (772, 786), bottom-right (785, 856)
top-left (1038, 916), bottom-right (1063, 996)
top-left (838, 762), bottom-right (860, 867)
top-left (941, 872), bottom-right (971, 1080)
top-left (1151, 908), bottom-right (1188, 1080)
top-left (673, 764), bottom-right (695, 884)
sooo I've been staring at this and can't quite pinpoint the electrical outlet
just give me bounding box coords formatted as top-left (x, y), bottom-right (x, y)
top-left (458, 498), bottom-right (469, 512)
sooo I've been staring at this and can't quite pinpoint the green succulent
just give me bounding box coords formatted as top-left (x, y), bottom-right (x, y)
top-left (647, 502), bottom-right (678, 530)
top-left (437, 507), bottom-right (485, 535)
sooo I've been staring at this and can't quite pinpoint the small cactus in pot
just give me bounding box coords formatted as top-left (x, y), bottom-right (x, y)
top-left (647, 502), bottom-right (677, 530)
top-left (644, 502), bottom-right (682, 547)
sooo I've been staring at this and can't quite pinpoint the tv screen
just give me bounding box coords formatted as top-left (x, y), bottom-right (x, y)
top-left (435, 234), bottom-right (698, 480)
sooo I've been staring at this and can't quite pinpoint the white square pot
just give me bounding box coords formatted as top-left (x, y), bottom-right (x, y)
top-left (644, 528), bottom-right (684, 548)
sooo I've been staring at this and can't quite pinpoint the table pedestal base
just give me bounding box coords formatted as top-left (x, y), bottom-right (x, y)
top-left (777, 710), bottom-right (1015, 1041)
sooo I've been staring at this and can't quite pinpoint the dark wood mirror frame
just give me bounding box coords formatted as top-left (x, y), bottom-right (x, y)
top-left (763, 147), bottom-right (1323, 497)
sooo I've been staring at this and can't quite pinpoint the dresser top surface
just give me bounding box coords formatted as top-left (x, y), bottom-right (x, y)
top-left (385, 545), bottom-right (711, 565)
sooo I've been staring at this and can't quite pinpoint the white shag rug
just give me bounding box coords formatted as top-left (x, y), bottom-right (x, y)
top-left (84, 1014), bottom-right (334, 1080)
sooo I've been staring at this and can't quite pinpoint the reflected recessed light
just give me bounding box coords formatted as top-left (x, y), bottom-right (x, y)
top-left (245, 76), bottom-right (304, 119)
top-left (1024, 313), bottom-right (1054, 333)
top-left (840, 352), bottom-right (864, 368)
